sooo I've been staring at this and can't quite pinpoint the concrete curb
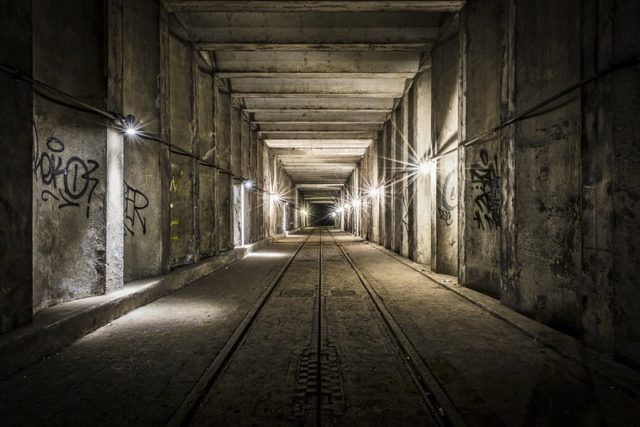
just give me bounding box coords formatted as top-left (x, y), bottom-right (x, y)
top-left (0, 237), bottom-right (275, 380)
top-left (361, 240), bottom-right (640, 394)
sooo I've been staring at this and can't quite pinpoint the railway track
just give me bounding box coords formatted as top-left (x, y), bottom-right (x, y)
top-left (326, 229), bottom-right (463, 427)
top-left (170, 227), bottom-right (462, 426)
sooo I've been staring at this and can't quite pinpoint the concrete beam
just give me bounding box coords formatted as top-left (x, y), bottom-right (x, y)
top-left (165, 1), bottom-right (465, 13)
top-left (253, 111), bottom-right (389, 123)
top-left (247, 108), bottom-right (391, 113)
top-left (230, 77), bottom-right (406, 96)
top-left (252, 121), bottom-right (382, 125)
top-left (260, 131), bottom-right (377, 139)
top-left (272, 148), bottom-right (367, 155)
top-left (218, 72), bottom-right (414, 79)
top-left (244, 97), bottom-right (395, 110)
top-left (258, 122), bottom-right (381, 131)
top-left (198, 42), bottom-right (433, 52)
top-left (233, 93), bottom-right (400, 98)
top-left (265, 139), bottom-right (372, 149)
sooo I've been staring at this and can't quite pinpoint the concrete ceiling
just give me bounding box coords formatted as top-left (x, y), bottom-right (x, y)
top-left (165, 1), bottom-right (464, 201)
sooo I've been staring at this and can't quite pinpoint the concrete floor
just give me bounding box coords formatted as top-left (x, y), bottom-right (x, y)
top-left (0, 228), bottom-right (638, 426)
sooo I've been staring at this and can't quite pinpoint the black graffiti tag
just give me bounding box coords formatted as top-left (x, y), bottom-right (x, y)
top-left (437, 170), bottom-right (457, 226)
top-left (33, 135), bottom-right (100, 218)
top-left (124, 181), bottom-right (149, 236)
top-left (470, 149), bottom-right (500, 230)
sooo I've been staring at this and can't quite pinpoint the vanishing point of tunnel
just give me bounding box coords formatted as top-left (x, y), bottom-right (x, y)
top-left (1, 0), bottom-right (640, 426)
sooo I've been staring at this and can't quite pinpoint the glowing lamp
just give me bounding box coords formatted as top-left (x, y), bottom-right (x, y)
top-left (418, 160), bottom-right (433, 176)
top-left (121, 114), bottom-right (140, 137)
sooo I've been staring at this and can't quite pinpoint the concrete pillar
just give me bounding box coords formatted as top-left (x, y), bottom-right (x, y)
top-left (250, 128), bottom-right (259, 242)
top-left (392, 110), bottom-right (401, 253)
top-left (196, 67), bottom-right (216, 257)
top-left (32, 0), bottom-right (111, 309)
top-left (241, 118), bottom-right (251, 243)
top-left (123, 0), bottom-right (165, 278)
top-left (508, 0), bottom-right (583, 334)
top-left (412, 68), bottom-right (433, 265)
top-left (0, 0), bottom-right (33, 332)
top-left (377, 133), bottom-right (386, 246)
top-left (596, 0), bottom-right (640, 363)
top-left (167, 31), bottom-right (195, 266)
top-left (215, 87), bottom-right (232, 250)
top-left (384, 123), bottom-right (393, 249)
top-left (432, 17), bottom-right (460, 276)
top-left (105, 130), bottom-right (124, 292)
top-left (294, 187), bottom-right (299, 229)
top-left (459, 0), bottom-right (503, 297)
top-left (399, 96), bottom-right (410, 258)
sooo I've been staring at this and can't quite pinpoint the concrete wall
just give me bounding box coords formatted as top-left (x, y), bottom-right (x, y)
top-left (0, 0), bottom-right (284, 335)
top-left (412, 69), bottom-right (432, 265)
top-left (215, 88), bottom-right (232, 251)
top-left (432, 18), bottom-right (460, 276)
top-left (0, 0), bottom-right (33, 332)
top-left (197, 68), bottom-right (216, 257)
top-left (383, 123), bottom-right (393, 249)
top-left (122, 0), bottom-right (164, 281)
top-left (2, 0), bottom-right (638, 370)
top-left (508, 0), bottom-right (583, 335)
top-left (263, 150), bottom-right (295, 236)
top-left (32, 0), bottom-right (109, 310)
top-left (607, 0), bottom-right (640, 366)
top-left (168, 33), bottom-right (196, 267)
top-left (349, 0), bottom-right (640, 367)
top-left (459, 0), bottom-right (503, 298)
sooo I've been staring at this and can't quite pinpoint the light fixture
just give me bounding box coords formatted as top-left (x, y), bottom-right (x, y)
top-left (243, 180), bottom-right (253, 189)
top-left (120, 114), bottom-right (140, 137)
top-left (344, 203), bottom-right (351, 210)
top-left (352, 198), bottom-right (361, 208)
top-left (336, 207), bottom-right (344, 214)
top-left (300, 208), bottom-right (309, 217)
top-left (367, 187), bottom-right (381, 198)
top-left (418, 160), bottom-right (433, 176)
top-left (331, 212), bottom-right (337, 218)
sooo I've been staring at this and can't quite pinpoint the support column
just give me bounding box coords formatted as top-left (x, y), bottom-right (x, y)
top-left (106, 0), bottom-right (124, 292)
top-left (0, 0), bottom-right (33, 332)
top-left (105, 130), bottom-right (124, 291)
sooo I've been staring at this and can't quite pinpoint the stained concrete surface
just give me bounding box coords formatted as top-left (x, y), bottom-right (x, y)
top-left (0, 229), bottom-right (638, 426)
top-left (343, 239), bottom-right (640, 426)
top-left (193, 230), bottom-right (432, 426)
top-left (0, 240), bottom-right (299, 426)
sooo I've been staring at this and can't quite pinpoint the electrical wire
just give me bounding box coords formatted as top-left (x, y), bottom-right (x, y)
top-left (353, 50), bottom-right (640, 202)
top-left (0, 63), bottom-right (300, 208)
top-left (5, 47), bottom-right (638, 213)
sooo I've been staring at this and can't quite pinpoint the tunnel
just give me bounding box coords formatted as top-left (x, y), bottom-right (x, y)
top-left (1, 1), bottom-right (640, 425)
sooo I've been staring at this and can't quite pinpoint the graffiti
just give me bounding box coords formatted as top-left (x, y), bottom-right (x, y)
top-left (470, 149), bottom-right (501, 230)
top-left (124, 181), bottom-right (149, 236)
top-left (437, 170), bottom-right (457, 226)
top-left (33, 134), bottom-right (100, 218)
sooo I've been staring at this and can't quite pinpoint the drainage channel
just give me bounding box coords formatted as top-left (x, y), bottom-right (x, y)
top-left (326, 229), bottom-right (464, 427)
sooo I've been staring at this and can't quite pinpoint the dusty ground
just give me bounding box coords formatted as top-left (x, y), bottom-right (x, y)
top-left (0, 228), bottom-right (638, 426)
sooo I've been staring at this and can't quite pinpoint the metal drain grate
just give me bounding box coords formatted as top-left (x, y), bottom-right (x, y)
top-left (279, 289), bottom-right (315, 297)
top-left (292, 346), bottom-right (344, 419)
top-left (330, 289), bottom-right (357, 297)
